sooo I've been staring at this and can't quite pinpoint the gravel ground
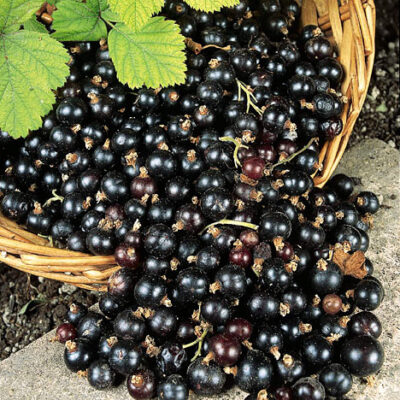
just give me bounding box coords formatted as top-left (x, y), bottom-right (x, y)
top-left (0, 1), bottom-right (399, 361)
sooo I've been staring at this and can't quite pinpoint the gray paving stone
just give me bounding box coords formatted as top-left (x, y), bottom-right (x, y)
top-left (0, 139), bottom-right (399, 400)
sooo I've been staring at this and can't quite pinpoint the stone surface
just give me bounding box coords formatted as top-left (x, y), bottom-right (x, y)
top-left (0, 139), bottom-right (399, 400)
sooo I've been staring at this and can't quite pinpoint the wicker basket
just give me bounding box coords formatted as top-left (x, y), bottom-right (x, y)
top-left (0, 0), bottom-right (376, 291)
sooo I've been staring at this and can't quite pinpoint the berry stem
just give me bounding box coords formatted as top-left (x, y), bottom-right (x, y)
top-left (199, 219), bottom-right (259, 235)
top-left (236, 79), bottom-right (263, 116)
top-left (270, 137), bottom-right (317, 170)
top-left (219, 136), bottom-right (249, 168)
top-left (43, 189), bottom-right (64, 207)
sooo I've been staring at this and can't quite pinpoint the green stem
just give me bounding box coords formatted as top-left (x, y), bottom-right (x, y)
top-left (200, 219), bottom-right (259, 235)
top-left (236, 79), bottom-right (263, 116)
top-left (271, 137), bottom-right (317, 170)
top-left (43, 190), bottom-right (64, 207)
top-left (219, 136), bottom-right (249, 168)
top-left (183, 328), bottom-right (209, 361)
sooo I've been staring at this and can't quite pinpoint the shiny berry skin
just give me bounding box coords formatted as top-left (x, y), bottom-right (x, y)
top-left (247, 291), bottom-right (279, 321)
top-left (144, 224), bottom-right (176, 258)
top-left (340, 336), bottom-right (384, 377)
top-left (201, 295), bottom-right (232, 326)
top-left (54, 323), bottom-right (77, 343)
top-left (88, 360), bottom-right (116, 390)
top-left (157, 374), bottom-right (188, 400)
top-left (76, 312), bottom-right (106, 343)
top-left (64, 340), bottom-right (95, 372)
top-left (225, 318), bottom-right (253, 342)
top-left (253, 323), bottom-right (284, 358)
top-left (319, 117), bottom-right (343, 139)
top-left (195, 245), bottom-right (221, 273)
top-left (56, 97), bottom-right (88, 125)
top-left (148, 307), bottom-right (178, 337)
top-left (176, 322), bottom-right (196, 343)
top-left (175, 267), bottom-right (209, 304)
top-left (292, 377), bottom-right (325, 400)
top-left (130, 173), bottom-right (157, 199)
top-left (200, 187), bottom-right (234, 220)
top-left (66, 303), bottom-right (87, 327)
top-left (304, 36), bottom-right (333, 60)
top-left (239, 229), bottom-right (260, 249)
top-left (99, 293), bottom-right (123, 319)
top-left (204, 60), bottom-right (236, 88)
top-left (108, 267), bottom-right (138, 302)
top-left (333, 224), bottom-right (362, 251)
top-left (355, 191), bottom-right (380, 214)
top-left (354, 278), bottom-right (384, 311)
top-left (134, 275), bottom-right (167, 307)
top-left (231, 49), bottom-right (258, 77)
top-left (208, 333), bottom-right (241, 366)
top-left (109, 340), bottom-right (142, 376)
top-left (242, 157), bottom-right (266, 180)
top-left (262, 105), bottom-right (289, 133)
top-left (348, 311), bottom-right (382, 338)
top-left (259, 211), bottom-right (292, 241)
top-left (229, 245), bottom-right (252, 268)
top-left (288, 75), bottom-right (316, 100)
top-left (261, 257), bottom-right (292, 294)
top-left (196, 80), bottom-right (223, 106)
top-left (112, 309), bottom-right (146, 342)
top-left (93, 60), bottom-right (116, 83)
top-left (215, 264), bottom-right (247, 299)
top-left (187, 357), bottom-right (226, 396)
top-left (146, 150), bottom-right (177, 180)
top-left (328, 174), bottom-right (354, 199)
top-left (86, 227), bottom-right (116, 255)
top-left (322, 293), bottom-right (342, 315)
top-left (301, 334), bottom-right (333, 371)
top-left (281, 170), bottom-right (313, 196)
top-left (61, 193), bottom-right (91, 222)
top-left (156, 342), bottom-right (187, 376)
top-left (319, 363), bottom-right (353, 397)
top-left (274, 386), bottom-right (294, 400)
top-left (114, 244), bottom-right (141, 269)
top-left (88, 94), bottom-right (115, 121)
top-left (296, 222), bottom-right (326, 249)
top-left (165, 176), bottom-right (191, 203)
top-left (175, 204), bottom-right (205, 233)
top-left (235, 349), bottom-right (273, 393)
top-left (318, 57), bottom-right (344, 86)
top-left (195, 169), bottom-right (226, 194)
top-left (309, 260), bottom-right (343, 295)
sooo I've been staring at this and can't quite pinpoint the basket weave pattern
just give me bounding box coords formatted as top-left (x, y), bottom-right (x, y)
top-left (0, 0), bottom-right (376, 291)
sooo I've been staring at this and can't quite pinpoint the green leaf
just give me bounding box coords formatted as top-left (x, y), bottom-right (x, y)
top-left (0, 0), bottom-right (43, 33)
top-left (19, 295), bottom-right (47, 315)
top-left (107, 0), bottom-right (164, 32)
top-left (108, 17), bottom-right (186, 89)
top-left (376, 103), bottom-right (387, 113)
top-left (185, 0), bottom-right (240, 12)
top-left (0, 30), bottom-right (70, 138)
top-left (23, 15), bottom-right (48, 33)
top-left (52, 0), bottom-right (109, 41)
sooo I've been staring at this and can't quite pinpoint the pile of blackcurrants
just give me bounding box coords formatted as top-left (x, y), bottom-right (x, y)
top-left (0, 0), bottom-right (385, 399)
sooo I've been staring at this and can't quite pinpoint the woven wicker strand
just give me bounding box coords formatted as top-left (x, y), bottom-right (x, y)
top-left (0, 0), bottom-right (376, 290)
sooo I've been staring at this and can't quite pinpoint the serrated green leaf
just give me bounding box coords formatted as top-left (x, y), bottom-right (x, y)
top-left (107, 0), bottom-right (164, 32)
top-left (52, 0), bottom-right (109, 41)
top-left (23, 15), bottom-right (48, 33)
top-left (185, 0), bottom-right (240, 12)
top-left (108, 17), bottom-right (186, 89)
top-left (0, 31), bottom-right (70, 138)
top-left (0, 0), bottom-right (43, 33)
top-left (101, 8), bottom-right (121, 22)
